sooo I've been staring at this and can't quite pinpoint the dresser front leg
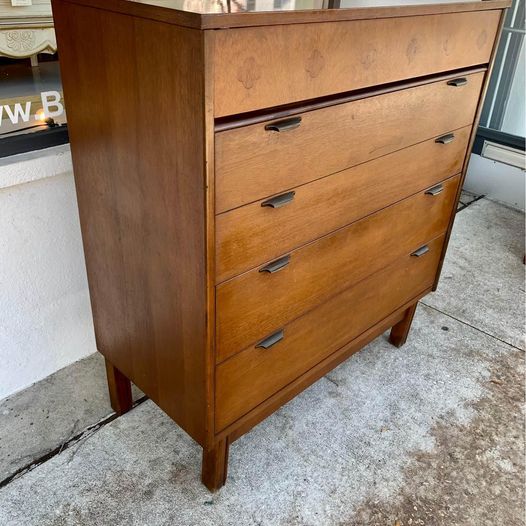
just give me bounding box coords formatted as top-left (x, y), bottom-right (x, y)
top-left (202, 438), bottom-right (229, 491)
top-left (105, 358), bottom-right (133, 416)
top-left (389, 303), bottom-right (418, 348)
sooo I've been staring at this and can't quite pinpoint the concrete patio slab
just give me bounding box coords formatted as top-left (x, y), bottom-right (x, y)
top-left (424, 199), bottom-right (525, 350)
top-left (0, 353), bottom-right (142, 482)
top-left (0, 303), bottom-right (522, 526)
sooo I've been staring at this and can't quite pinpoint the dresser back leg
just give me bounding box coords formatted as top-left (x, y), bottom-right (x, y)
top-left (389, 302), bottom-right (418, 348)
top-left (104, 358), bottom-right (133, 416)
top-left (202, 438), bottom-right (229, 491)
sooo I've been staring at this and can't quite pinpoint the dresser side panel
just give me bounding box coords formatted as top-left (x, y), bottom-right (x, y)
top-left (52, 1), bottom-right (209, 444)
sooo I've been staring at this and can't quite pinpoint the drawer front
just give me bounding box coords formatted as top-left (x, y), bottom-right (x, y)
top-left (216, 175), bottom-right (459, 362)
top-left (213, 11), bottom-right (499, 117)
top-left (216, 127), bottom-right (470, 283)
top-left (215, 234), bottom-right (445, 431)
top-left (216, 72), bottom-right (483, 214)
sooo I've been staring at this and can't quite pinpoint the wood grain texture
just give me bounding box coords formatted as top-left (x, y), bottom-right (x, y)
top-left (105, 358), bottom-right (133, 416)
top-left (215, 72), bottom-right (484, 215)
top-left (215, 234), bottom-right (445, 431)
top-left (216, 128), bottom-right (470, 282)
top-left (389, 303), bottom-right (419, 348)
top-left (203, 30), bottom-right (218, 449)
top-left (213, 11), bottom-right (500, 116)
top-left (52, 0), bottom-right (209, 445)
top-left (216, 175), bottom-right (459, 362)
top-left (202, 438), bottom-right (229, 491)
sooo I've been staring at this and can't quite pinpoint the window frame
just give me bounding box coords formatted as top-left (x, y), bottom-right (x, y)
top-left (475, 0), bottom-right (525, 152)
top-left (0, 126), bottom-right (69, 159)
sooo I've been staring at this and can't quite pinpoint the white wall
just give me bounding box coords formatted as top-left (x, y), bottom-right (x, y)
top-left (0, 146), bottom-right (96, 400)
top-left (464, 153), bottom-right (525, 211)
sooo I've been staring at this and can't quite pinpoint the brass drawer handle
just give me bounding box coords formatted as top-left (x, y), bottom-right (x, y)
top-left (411, 245), bottom-right (430, 257)
top-left (435, 133), bottom-right (455, 145)
top-left (447, 77), bottom-right (468, 87)
top-left (256, 329), bottom-right (284, 349)
top-left (265, 116), bottom-right (302, 132)
top-left (261, 191), bottom-right (295, 209)
top-left (425, 183), bottom-right (444, 196)
top-left (259, 255), bottom-right (291, 274)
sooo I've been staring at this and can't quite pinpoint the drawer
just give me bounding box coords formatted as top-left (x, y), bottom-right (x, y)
top-left (215, 234), bottom-right (445, 431)
top-left (216, 72), bottom-right (483, 213)
top-left (216, 175), bottom-right (459, 362)
top-left (216, 127), bottom-right (470, 283)
top-left (213, 11), bottom-right (499, 117)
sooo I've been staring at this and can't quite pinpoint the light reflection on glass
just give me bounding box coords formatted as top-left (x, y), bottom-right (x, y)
top-left (133, 0), bottom-right (480, 14)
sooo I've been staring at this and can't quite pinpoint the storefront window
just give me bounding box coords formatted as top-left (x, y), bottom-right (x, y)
top-left (0, 1), bottom-right (68, 157)
top-left (479, 0), bottom-right (525, 139)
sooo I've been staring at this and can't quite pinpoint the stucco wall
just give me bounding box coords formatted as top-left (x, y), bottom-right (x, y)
top-left (0, 145), bottom-right (96, 400)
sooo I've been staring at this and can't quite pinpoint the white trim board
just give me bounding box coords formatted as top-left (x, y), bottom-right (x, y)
top-left (482, 141), bottom-right (525, 170)
top-left (464, 153), bottom-right (525, 211)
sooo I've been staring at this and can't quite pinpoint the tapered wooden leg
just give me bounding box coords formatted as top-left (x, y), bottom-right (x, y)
top-left (389, 303), bottom-right (418, 348)
top-left (202, 438), bottom-right (229, 491)
top-left (105, 358), bottom-right (133, 415)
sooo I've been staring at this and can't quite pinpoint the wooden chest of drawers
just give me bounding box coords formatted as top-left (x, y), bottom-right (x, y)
top-left (52, 0), bottom-right (509, 491)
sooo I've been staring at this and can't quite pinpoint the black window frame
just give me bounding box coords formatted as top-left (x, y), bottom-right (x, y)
top-left (0, 126), bottom-right (69, 159)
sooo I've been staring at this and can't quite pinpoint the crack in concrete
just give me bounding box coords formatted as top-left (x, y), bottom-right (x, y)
top-left (0, 396), bottom-right (148, 490)
top-left (457, 194), bottom-right (486, 212)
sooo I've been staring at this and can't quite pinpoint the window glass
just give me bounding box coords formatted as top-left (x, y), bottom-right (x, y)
top-left (480, 0), bottom-right (525, 138)
top-left (0, 1), bottom-right (67, 141)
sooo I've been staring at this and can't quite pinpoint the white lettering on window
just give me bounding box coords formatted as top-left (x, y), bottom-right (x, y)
top-left (3, 102), bottom-right (32, 124)
top-left (41, 91), bottom-right (64, 119)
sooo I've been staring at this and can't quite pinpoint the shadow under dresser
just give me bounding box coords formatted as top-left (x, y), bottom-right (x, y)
top-left (51, 0), bottom-right (509, 490)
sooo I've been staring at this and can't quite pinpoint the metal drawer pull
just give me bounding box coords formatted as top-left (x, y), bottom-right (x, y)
top-left (435, 133), bottom-right (455, 144)
top-left (259, 255), bottom-right (291, 274)
top-left (256, 329), bottom-right (284, 349)
top-left (447, 77), bottom-right (468, 87)
top-left (411, 245), bottom-right (430, 257)
top-left (425, 184), bottom-right (444, 196)
top-left (261, 191), bottom-right (296, 209)
top-left (265, 116), bottom-right (302, 132)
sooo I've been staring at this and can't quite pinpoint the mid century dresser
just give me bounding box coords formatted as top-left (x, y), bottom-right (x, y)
top-left (52, 0), bottom-right (509, 490)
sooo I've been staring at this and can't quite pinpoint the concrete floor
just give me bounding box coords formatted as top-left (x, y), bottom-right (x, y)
top-left (0, 197), bottom-right (524, 525)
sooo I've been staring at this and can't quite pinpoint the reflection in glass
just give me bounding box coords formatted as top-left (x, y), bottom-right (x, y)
top-left (135, 0), bottom-right (472, 14)
top-left (480, 0), bottom-right (525, 138)
top-left (0, 57), bottom-right (66, 138)
top-left (0, 1), bottom-right (66, 139)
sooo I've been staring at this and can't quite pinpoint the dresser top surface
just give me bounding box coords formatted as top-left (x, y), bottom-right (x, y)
top-left (59, 0), bottom-right (509, 28)
top-left (113, 0), bottom-right (481, 14)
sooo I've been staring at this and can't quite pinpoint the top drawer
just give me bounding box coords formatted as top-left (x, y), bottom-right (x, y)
top-left (212, 10), bottom-right (500, 117)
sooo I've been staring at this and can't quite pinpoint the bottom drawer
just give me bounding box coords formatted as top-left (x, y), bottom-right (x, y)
top-left (215, 234), bottom-right (445, 431)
